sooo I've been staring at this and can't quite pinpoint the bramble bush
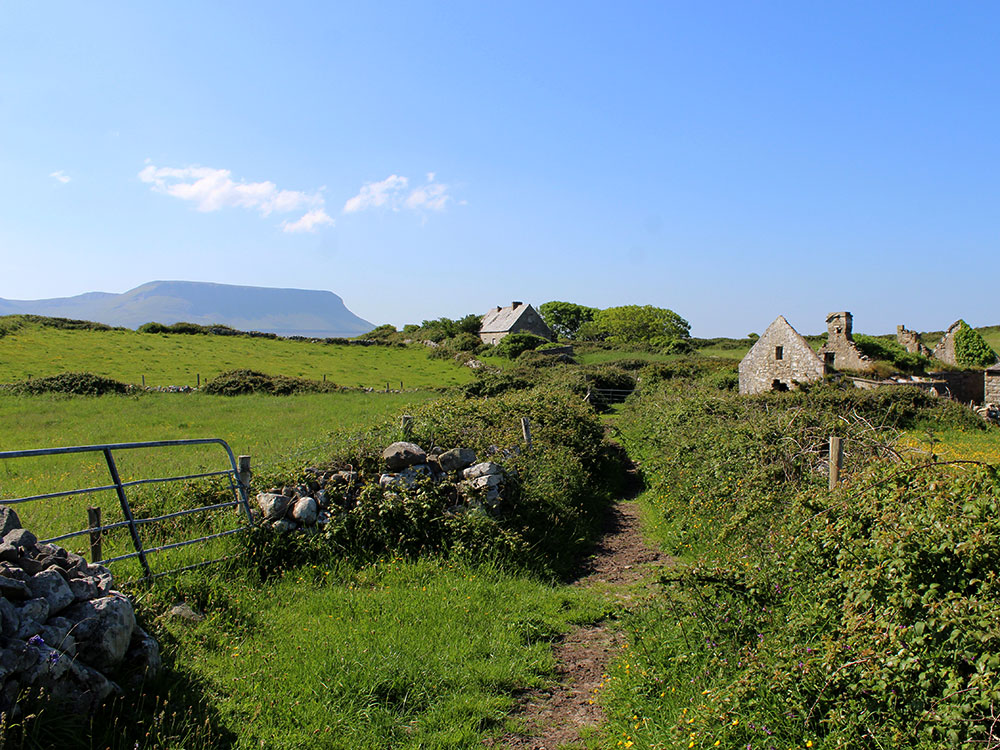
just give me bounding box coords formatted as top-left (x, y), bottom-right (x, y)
top-left (603, 381), bottom-right (1000, 749)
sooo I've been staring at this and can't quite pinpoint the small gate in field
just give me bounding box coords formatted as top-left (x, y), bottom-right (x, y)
top-left (585, 387), bottom-right (635, 408)
top-left (0, 439), bottom-right (255, 582)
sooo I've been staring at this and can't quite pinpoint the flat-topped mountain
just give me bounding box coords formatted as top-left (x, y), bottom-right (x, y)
top-left (0, 280), bottom-right (375, 338)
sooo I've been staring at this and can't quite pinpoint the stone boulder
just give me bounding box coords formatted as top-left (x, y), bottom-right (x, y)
top-left (257, 493), bottom-right (291, 521)
top-left (438, 448), bottom-right (477, 473)
top-left (291, 497), bottom-right (318, 526)
top-left (382, 442), bottom-right (427, 470)
top-left (62, 594), bottom-right (136, 671)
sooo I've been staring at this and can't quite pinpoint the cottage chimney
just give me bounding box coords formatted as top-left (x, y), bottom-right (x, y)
top-left (512, 301), bottom-right (522, 309)
top-left (826, 311), bottom-right (853, 340)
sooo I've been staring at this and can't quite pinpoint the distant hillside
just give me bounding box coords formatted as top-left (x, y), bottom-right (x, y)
top-left (0, 281), bottom-right (375, 338)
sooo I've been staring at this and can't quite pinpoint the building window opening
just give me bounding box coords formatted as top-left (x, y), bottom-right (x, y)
top-left (771, 379), bottom-right (789, 392)
top-left (775, 346), bottom-right (784, 360)
top-left (825, 352), bottom-right (835, 366)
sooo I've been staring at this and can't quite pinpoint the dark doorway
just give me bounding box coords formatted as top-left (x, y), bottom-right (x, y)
top-left (771, 379), bottom-right (789, 392)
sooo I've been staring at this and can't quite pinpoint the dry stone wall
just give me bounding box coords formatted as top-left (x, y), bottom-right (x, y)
top-left (0, 507), bottom-right (159, 714)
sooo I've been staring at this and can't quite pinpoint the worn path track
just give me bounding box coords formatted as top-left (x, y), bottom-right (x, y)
top-left (492, 499), bottom-right (670, 749)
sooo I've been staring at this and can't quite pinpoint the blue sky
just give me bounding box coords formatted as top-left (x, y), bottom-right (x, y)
top-left (1, 2), bottom-right (997, 336)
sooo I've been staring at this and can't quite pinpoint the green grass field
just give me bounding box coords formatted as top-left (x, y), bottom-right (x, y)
top-left (0, 322), bottom-right (473, 389)
top-left (0, 390), bottom-right (433, 569)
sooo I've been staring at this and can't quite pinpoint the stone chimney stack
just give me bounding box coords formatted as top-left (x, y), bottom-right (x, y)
top-left (512, 301), bottom-right (522, 309)
top-left (826, 311), bottom-right (854, 341)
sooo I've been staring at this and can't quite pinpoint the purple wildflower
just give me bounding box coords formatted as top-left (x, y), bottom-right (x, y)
top-left (27, 634), bottom-right (44, 647)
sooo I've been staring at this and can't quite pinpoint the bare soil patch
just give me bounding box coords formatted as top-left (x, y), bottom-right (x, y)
top-left (492, 500), bottom-right (670, 749)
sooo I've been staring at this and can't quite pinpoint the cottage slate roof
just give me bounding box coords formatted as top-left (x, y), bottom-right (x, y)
top-left (480, 303), bottom-right (534, 333)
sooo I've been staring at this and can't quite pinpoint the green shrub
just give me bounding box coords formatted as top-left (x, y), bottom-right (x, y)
top-left (955, 321), bottom-right (999, 367)
top-left (6, 372), bottom-right (131, 395)
top-left (493, 332), bottom-right (547, 359)
top-left (854, 334), bottom-right (929, 373)
top-left (462, 371), bottom-right (533, 398)
top-left (202, 369), bottom-right (342, 396)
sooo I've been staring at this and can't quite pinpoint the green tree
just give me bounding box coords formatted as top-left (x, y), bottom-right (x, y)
top-left (592, 305), bottom-right (690, 347)
top-left (493, 332), bottom-right (547, 359)
top-left (538, 301), bottom-right (598, 340)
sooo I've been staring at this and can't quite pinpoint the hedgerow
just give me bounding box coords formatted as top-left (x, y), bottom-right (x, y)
top-left (604, 381), bottom-right (1000, 749)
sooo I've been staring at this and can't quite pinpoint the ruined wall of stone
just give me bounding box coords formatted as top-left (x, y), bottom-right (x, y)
top-left (929, 370), bottom-right (985, 404)
top-left (932, 322), bottom-right (962, 365)
top-left (897, 325), bottom-right (931, 357)
top-left (739, 317), bottom-right (826, 395)
top-left (984, 371), bottom-right (1000, 403)
top-left (818, 312), bottom-right (873, 373)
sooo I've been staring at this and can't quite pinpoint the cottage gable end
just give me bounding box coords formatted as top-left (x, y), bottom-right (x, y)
top-left (739, 316), bottom-right (825, 394)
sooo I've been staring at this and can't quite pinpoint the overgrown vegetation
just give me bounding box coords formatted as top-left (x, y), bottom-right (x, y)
top-left (954, 320), bottom-right (999, 367)
top-left (1, 371), bottom-right (131, 396)
top-left (603, 380), bottom-right (998, 749)
top-left (201, 369), bottom-right (345, 395)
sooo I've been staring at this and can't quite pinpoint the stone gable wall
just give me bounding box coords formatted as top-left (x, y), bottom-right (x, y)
top-left (818, 312), bottom-right (873, 373)
top-left (739, 317), bottom-right (826, 394)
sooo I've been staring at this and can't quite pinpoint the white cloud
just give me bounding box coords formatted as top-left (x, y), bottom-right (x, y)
top-left (282, 208), bottom-right (335, 233)
top-left (139, 163), bottom-right (333, 232)
top-left (343, 173), bottom-right (454, 215)
top-left (50, 170), bottom-right (70, 184)
top-left (343, 174), bottom-right (408, 213)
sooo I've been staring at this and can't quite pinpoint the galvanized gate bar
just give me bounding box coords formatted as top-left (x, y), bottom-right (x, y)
top-left (0, 437), bottom-right (256, 580)
top-left (103, 448), bottom-right (152, 579)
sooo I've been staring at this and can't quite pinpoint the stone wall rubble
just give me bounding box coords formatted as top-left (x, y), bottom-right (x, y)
top-left (0, 507), bottom-right (159, 714)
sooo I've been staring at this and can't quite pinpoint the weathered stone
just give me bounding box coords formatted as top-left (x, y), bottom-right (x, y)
top-left (256, 492), bottom-right (290, 521)
top-left (27, 568), bottom-right (74, 615)
top-left (0, 575), bottom-right (29, 599)
top-left (462, 462), bottom-right (503, 480)
top-left (4, 528), bottom-right (37, 551)
top-left (167, 602), bottom-right (204, 623)
top-left (738, 316), bottom-right (827, 395)
top-left (0, 543), bottom-right (18, 562)
top-left (470, 473), bottom-right (503, 490)
top-left (817, 312), bottom-right (873, 373)
top-left (382, 442), bottom-right (427, 470)
top-left (272, 518), bottom-right (297, 533)
top-left (14, 597), bottom-right (50, 639)
top-left (0, 507), bottom-right (21, 538)
top-left (0, 562), bottom-right (26, 580)
top-left (336, 470), bottom-right (358, 484)
top-left (438, 448), bottom-right (477, 472)
top-left (26, 643), bottom-right (119, 713)
top-left (121, 626), bottom-right (161, 687)
top-left (315, 489), bottom-right (329, 508)
top-left (290, 497), bottom-right (318, 526)
top-left (39, 616), bottom-right (77, 656)
top-left (0, 596), bottom-right (19, 637)
top-left (62, 593), bottom-right (136, 671)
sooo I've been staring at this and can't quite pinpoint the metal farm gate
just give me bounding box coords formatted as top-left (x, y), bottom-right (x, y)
top-left (0, 439), bottom-right (255, 582)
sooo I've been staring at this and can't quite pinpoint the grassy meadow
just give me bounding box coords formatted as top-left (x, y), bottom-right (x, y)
top-left (0, 322), bottom-right (473, 389)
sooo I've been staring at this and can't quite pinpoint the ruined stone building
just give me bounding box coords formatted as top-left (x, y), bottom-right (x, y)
top-left (986, 365), bottom-right (1000, 404)
top-left (817, 312), bottom-right (874, 372)
top-left (738, 316), bottom-right (826, 394)
top-left (479, 302), bottom-right (553, 345)
top-left (897, 325), bottom-right (931, 357)
top-left (931, 321), bottom-right (963, 366)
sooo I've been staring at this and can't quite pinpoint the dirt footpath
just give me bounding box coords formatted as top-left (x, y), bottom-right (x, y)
top-left (492, 500), bottom-right (670, 749)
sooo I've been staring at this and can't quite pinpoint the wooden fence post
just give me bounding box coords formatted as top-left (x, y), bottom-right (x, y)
top-left (141, 374), bottom-right (145, 387)
top-left (521, 417), bottom-right (532, 448)
top-left (87, 506), bottom-right (102, 563)
top-left (238, 455), bottom-right (252, 494)
top-left (829, 436), bottom-right (843, 489)
top-left (197, 373), bottom-right (201, 388)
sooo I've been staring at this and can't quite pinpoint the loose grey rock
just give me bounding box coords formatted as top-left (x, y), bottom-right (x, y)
top-left (121, 626), bottom-right (161, 687)
top-left (336, 470), bottom-right (358, 484)
top-left (382, 442), bottom-right (427, 470)
top-left (167, 602), bottom-right (204, 623)
top-left (15, 597), bottom-right (50, 639)
top-left (27, 568), bottom-right (74, 615)
top-left (68, 575), bottom-right (100, 602)
top-left (0, 543), bottom-right (18, 563)
top-left (272, 518), bottom-right (297, 533)
top-left (62, 594), bottom-right (136, 671)
top-left (40, 616), bottom-right (77, 656)
top-left (257, 492), bottom-right (290, 521)
top-left (315, 489), bottom-right (330, 509)
top-left (26, 643), bottom-right (118, 714)
top-left (438, 448), bottom-right (477, 472)
top-left (463, 462), bottom-right (503, 480)
top-left (0, 575), bottom-right (30, 600)
top-left (0, 506), bottom-right (21, 538)
top-left (291, 497), bottom-right (318, 526)
top-left (0, 597), bottom-right (19, 637)
top-left (4, 528), bottom-right (37, 550)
